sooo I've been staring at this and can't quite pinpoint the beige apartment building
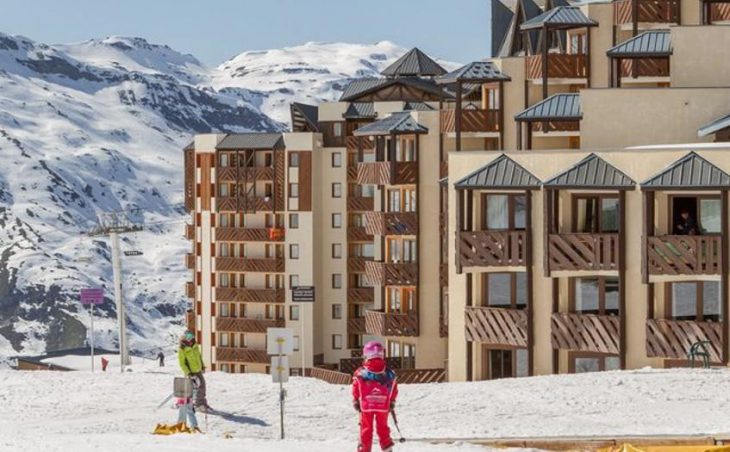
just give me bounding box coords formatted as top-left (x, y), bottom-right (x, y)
top-left (184, 0), bottom-right (730, 381)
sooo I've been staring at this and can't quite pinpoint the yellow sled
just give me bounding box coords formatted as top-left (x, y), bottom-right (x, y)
top-left (152, 422), bottom-right (201, 435)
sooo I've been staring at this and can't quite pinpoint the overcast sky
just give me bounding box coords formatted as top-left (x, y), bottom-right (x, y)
top-left (0, 0), bottom-right (491, 66)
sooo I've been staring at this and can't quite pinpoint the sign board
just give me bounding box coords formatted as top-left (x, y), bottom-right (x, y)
top-left (80, 288), bottom-right (104, 305)
top-left (271, 355), bottom-right (290, 383)
top-left (124, 250), bottom-right (144, 256)
top-left (291, 286), bottom-right (315, 303)
top-left (266, 328), bottom-right (294, 356)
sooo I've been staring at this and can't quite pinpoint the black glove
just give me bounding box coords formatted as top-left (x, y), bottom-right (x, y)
top-left (353, 401), bottom-right (361, 412)
top-left (390, 401), bottom-right (396, 412)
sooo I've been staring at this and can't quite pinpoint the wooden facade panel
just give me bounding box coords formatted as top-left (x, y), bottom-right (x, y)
top-left (526, 54), bottom-right (588, 80)
top-left (647, 235), bottom-right (721, 276)
top-left (646, 319), bottom-right (722, 363)
top-left (275, 151), bottom-right (285, 211)
top-left (216, 287), bottom-right (285, 304)
top-left (440, 109), bottom-right (500, 133)
top-left (711, 3), bottom-right (730, 21)
top-left (347, 317), bottom-right (367, 335)
top-left (459, 230), bottom-right (527, 268)
top-left (199, 153), bottom-right (213, 211)
top-left (185, 253), bottom-right (195, 270)
top-left (347, 287), bottom-right (375, 303)
top-left (614, 0), bottom-right (679, 24)
top-left (186, 281), bottom-right (195, 299)
top-left (216, 227), bottom-right (285, 242)
top-left (216, 317), bottom-right (285, 334)
top-left (217, 166), bottom-right (274, 182)
top-left (185, 224), bottom-right (195, 240)
top-left (320, 122), bottom-right (346, 147)
top-left (464, 307), bottom-right (528, 348)
top-left (620, 58), bottom-right (670, 78)
top-left (298, 151), bottom-right (312, 211)
top-left (531, 121), bottom-right (581, 132)
top-left (365, 211), bottom-right (418, 236)
top-left (364, 261), bottom-right (418, 286)
top-left (215, 347), bottom-right (269, 364)
top-left (357, 162), bottom-right (418, 186)
top-left (216, 196), bottom-right (274, 212)
top-left (550, 312), bottom-right (620, 355)
top-left (346, 136), bottom-right (374, 151)
top-left (365, 310), bottom-right (419, 337)
top-left (347, 257), bottom-right (371, 273)
top-left (184, 149), bottom-right (195, 212)
top-left (548, 233), bottom-right (619, 272)
top-left (347, 226), bottom-right (373, 242)
top-left (216, 257), bottom-right (285, 273)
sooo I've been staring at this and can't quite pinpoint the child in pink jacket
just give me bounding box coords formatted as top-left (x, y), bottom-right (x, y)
top-left (352, 341), bottom-right (398, 452)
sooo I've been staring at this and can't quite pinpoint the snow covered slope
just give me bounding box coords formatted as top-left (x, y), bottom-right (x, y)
top-left (0, 33), bottom-right (459, 358)
top-left (3, 367), bottom-right (730, 451)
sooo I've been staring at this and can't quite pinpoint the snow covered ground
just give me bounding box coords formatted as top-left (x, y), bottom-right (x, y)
top-left (3, 368), bottom-right (730, 451)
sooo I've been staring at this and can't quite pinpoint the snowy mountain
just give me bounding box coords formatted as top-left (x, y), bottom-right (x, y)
top-left (0, 33), bottom-right (442, 358)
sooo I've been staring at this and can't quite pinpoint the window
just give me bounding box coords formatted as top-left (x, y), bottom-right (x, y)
top-left (332, 273), bottom-right (342, 289)
top-left (572, 354), bottom-right (620, 373)
top-left (574, 195), bottom-right (619, 233)
top-left (333, 123), bottom-right (343, 137)
top-left (332, 213), bottom-right (342, 228)
top-left (572, 277), bottom-right (619, 315)
top-left (485, 349), bottom-right (528, 379)
top-left (219, 153), bottom-right (229, 167)
top-left (332, 152), bottom-right (342, 167)
top-left (289, 152), bottom-right (300, 167)
top-left (332, 183), bottom-right (342, 198)
top-left (332, 243), bottom-right (342, 259)
top-left (289, 183), bottom-right (299, 198)
top-left (219, 183), bottom-right (229, 197)
top-left (483, 194), bottom-right (526, 230)
top-left (387, 188), bottom-right (416, 213)
top-left (671, 196), bottom-right (721, 235)
top-left (290, 305), bottom-right (300, 321)
top-left (332, 304), bottom-right (343, 319)
top-left (219, 243), bottom-right (229, 257)
top-left (219, 213), bottom-right (229, 227)
top-left (220, 303), bottom-right (229, 317)
top-left (482, 273), bottom-right (527, 308)
top-left (290, 274), bottom-right (300, 288)
top-left (219, 273), bottom-right (230, 288)
top-left (386, 287), bottom-right (417, 313)
top-left (220, 333), bottom-right (229, 347)
top-left (293, 336), bottom-right (300, 351)
top-left (386, 237), bottom-right (417, 263)
top-left (290, 244), bottom-right (299, 259)
top-left (332, 334), bottom-right (343, 349)
top-left (289, 213), bottom-right (299, 229)
top-left (668, 281), bottom-right (721, 321)
top-left (220, 363), bottom-right (230, 373)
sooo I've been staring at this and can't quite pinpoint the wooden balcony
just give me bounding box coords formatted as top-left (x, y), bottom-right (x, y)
top-left (216, 257), bottom-right (285, 273)
top-left (216, 317), bottom-right (285, 334)
top-left (216, 287), bottom-right (285, 304)
top-left (216, 227), bottom-right (285, 242)
top-left (364, 211), bottom-right (418, 236)
top-left (526, 54), bottom-right (588, 80)
top-left (348, 257), bottom-right (371, 273)
top-left (364, 261), bottom-right (418, 286)
top-left (216, 166), bottom-right (274, 182)
top-left (440, 109), bottom-right (500, 133)
top-left (347, 226), bottom-right (373, 242)
top-left (185, 224), bottom-right (194, 240)
top-left (346, 135), bottom-right (374, 151)
top-left (548, 233), bottom-right (619, 272)
top-left (458, 230), bottom-right (527, 268)
top-left (348, 287), bottom-right (375, 303)
top-left (217, 195), bottom-right (274, 212)
top-left (347, 165), bottom-right (358, 182)
top-left (614, 0), bottom-right (679, 24)
top-left (465, 307), bottom-right (528, 348)
top-left (348, 196), bottom-right (374, 211)
top-left (356, 162), bottom-right (418, 186)
top-left (215, 347), bottom-right (269, 364)
top-left (551, 312), bottom-right (620, 354)
top-left (620, 58), bottom-right (670, 79)
top-left (711, 3), bottom-right (730, 22)
top-left (365, 310), bottom-right (419, 337)
top-left (185, 253), bottom-right (195, 270)
top-left (348, 317), bottom-right (367, 335)
top-left (647, 235), bottom-right (721, 276)
top-left (186, 282), bottom-right (195, 299)
top-left (646, 318), bottom-right (722, 363)
top-left (532, 121), bottom-right (580, 133)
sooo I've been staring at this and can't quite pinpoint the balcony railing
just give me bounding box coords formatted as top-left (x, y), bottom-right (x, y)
top-left (364, 261), bottom-right (418, 286)
top-left (185, 224), bottom-right (195, 240)
top-left (646, 318), bottom-right (722, 363)
top-left (216, 166), bottom-right (274, 182)
top-left (365, 310), bottom-right (419, 337)
top-left (526, 54), bottom-right (588, 80)
top-left (614, 0), bottom-right (679, 24)
top-left (347, 257), bottom-right (372, 273)
top-left (346, 136), bottom-right (374, 151)
top-left (348, 196), bottom-right (375, 211)
top-left (440, 109), bottom-right (500, 133)
top-left (548, 233), bottom-right (620, 272)
top-left (215, 347), bottom-right (269, 364)
top-left (465, 307), bottom-right (528, 348)
top-left (711, 3), bottom-right (730, 22)
top-left (551, 312), bottom-right (620, 354)
top-left (356, 162), bottom-right (418, 186)
top-left (216, 227), bottom-right (285, 242)
top-left (216, 287), bottom-right (285, 304)
top-left (186, 282), bottom-right (195, 299)
top-left (216, 317), bottom-right (285, 333)
top-left (620, 58), bottom-right (670, 78)
top-left (459, 230), bottom-right (527, 268)
top-left (216, 257), bottom-right (285, 273)
top-left (348, 317), bottom-right (367, 335)
top-left (364, 211), bottom-right (418, 236)
top-left (647, 235), bottom-right (721, 275)
top-left (347, 226), bottom-right (373, 242)
top-left (348, 287), bottom-right (375, 303)
top-left (532, 121), bottom-right (580, 132)
top-left (185, 253), bottom-right (195, 270)
top-left (216, 195), bottom-right (274, 212)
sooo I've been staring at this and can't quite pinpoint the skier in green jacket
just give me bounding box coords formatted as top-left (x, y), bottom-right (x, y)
top-left (178, 331), bottom-right (210, 411)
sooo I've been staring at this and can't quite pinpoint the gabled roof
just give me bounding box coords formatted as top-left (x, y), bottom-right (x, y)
top-left (607, 30), bottom-right (672, 58)
top-left (216, 133), bottom-right (285, 150)
top-left (436, 61), bottom-right (511, 85)
top-left (498, 0), bottom-right (542, 57)
top-left (290, 102), bottom-right (319, 132)
top-left (545, 154), bottom-right (635, 190)
top-left (343, 102), bottom-right (376, 119)
top-left (491, 0), bottom-right (515, 57)
top-left (698, 113), bottom-right (730, 137)
top-left (455, 154), bottom-right (541, 189)
top-left (515, 93), bottom-right (581, 121)
top-left (403, 101), bottom-right (435, 111)
top-left (380, 48), bottom-right (447, 77)
top-left (353, 112), bottom-right (428, 137)
top-left (641, 152), bottom-right (730, 190)
top-left (521, 6), bottom-right (598, 30)
top-left (339, 77), bottom-right (443, 102)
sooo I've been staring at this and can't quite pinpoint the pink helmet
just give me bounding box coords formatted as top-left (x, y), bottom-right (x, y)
top-left (362, 341), bottom-right (385, 360)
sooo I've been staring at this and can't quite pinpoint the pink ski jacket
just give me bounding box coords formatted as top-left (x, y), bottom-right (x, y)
top-left (352, 358), bottom-right (398, 413)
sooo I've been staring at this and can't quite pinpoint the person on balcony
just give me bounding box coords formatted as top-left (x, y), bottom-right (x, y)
top-left (675, 209), bottom-right (699, 235)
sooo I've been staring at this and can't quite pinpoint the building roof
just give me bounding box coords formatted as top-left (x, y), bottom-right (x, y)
top-left (290, 102), bottom-right (319, 132)
top-left (183, 141), bottom-right (194, 151)
top-left (521, 6), bottom-right (598, 30)
top-left (544, 153), bottom-right (635, 189)
top-left (455, 154), bottom-right (542, 189)
top-left (698, 113), bottom-right (730, 137)
top-left (403, 101), bottom-right (435, 111)
top-left (491, 0), bottom-right (516, 57)
top-left (215, 133), bottom-right (285, 150)
top-left (498, 0), bottom-right (543, 57)
top-left (607, 30), bottom-right (672, 58)
top-left (515, 93), bottom-right (581, 121)
top-left (436, 61), bottom-right (512, 85)
top-left (343, 102), bottom-right (377, 119)
top-left (353, 112), bottom-right (428, 136)
top-left (339, 77), bottom-right (443, 102)
top-left (641, 152), bottom-right (730, 190)
top-left (380, 47), bottom-right (447, 77)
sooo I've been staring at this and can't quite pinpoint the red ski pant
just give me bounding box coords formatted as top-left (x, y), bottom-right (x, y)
top-left (359, 411), bottom-right (393, 452)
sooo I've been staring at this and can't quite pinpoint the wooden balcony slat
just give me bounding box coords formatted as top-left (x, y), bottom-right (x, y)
top-left (550, 312), bottom-right (620, 354)
top-left (216, 317), bottom-right (284, 333)
top-left (532, 121), bottom-right (581, 132)
top-left (185, 253), bottom-right (195, 270)
top-left (216, 257), bottom-right (285, 273)
top-left (712, 3), bottom-right (730, 21)
top-left (364, 261), bottom-right (418, 286)
top-left (216, 227), bottom-right (285, 242)
top-left (347, 287), bottom-right (374, 303)
top-left (620, 58), bottom-right (670, 78)
top-left (465, 307), bottom-right (528, 347)
top-left (357, 162), bottom-right (417, 186)
top-left (185, 224), bottom-right (195, 240)
top-left (346, 136), bottom-right (374, 151)
top-left (548, 233), bottom-right (619, 272)
top-left (459, 230), bottom-right (527, 268)
top-left (365, 211), bottom-right (418, 236)
top-left (526, 54), bottom-right (588, 80)
top-left (347, 226), bottom-right (373, 242)
top-left (216, 196), bottom-right (274, 212)
top-left (647, 235), bottom-right (721, 276)
top-left (348, 196), bottom-right (375, 211)
top-left (215, 347), bottom-right (269, 364)
top-left (347, 257), bottom-right (371, 273)
top-left (440, 109), bottom-right (500, 133)
top-left (614, 0), bottom-right (680, 24)
top-left (646, 319), bottom-right (722, 363)
top-left (186, 282), bottom-right (195, 298)
top-left (347, 317), bottom-right (367, 335)
top-left (365, 310), bottom-right (419, 337)
top-left (216, 287), bottom-right (285, 304)
top-left (216, 167), bottom-right (275, 182)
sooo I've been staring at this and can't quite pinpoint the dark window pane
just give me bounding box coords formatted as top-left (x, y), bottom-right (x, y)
top-left (672, 282), bottom-right (697, 320)
top-left (487, 273), bottom-right (511, 306)
top-left (703, 281), bottom-right (721, 320)
top-left (514, 196), bottom-right (527, 230)
top-left (515, 273), bottom-right (527, 307)
top-left (575, 278), bottom-right (599, 313)
top-left (605, 277), bottom-right (619, 314)
top-left (601, 198), bottom-right (619, 233)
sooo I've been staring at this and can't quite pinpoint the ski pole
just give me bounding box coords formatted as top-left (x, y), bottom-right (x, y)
top-left (154, 393), bottom-right (174, 412)
top-left (390, 410), bottom-right (406, 443)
